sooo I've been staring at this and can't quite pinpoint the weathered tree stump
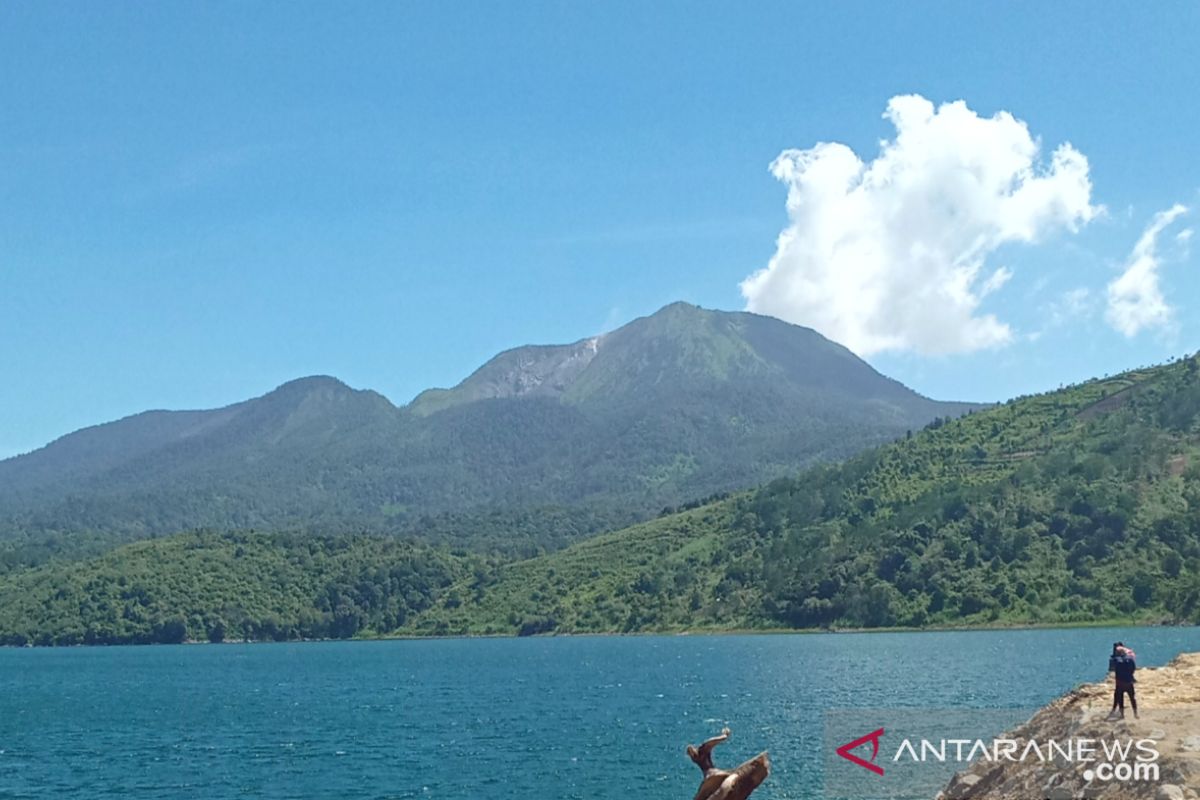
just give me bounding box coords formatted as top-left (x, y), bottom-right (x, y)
top-left (686, 728), bottom-right (770, 800)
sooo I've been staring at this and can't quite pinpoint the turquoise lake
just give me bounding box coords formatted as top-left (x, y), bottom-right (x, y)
top-left (2, 626), bottom-right (1198, 799)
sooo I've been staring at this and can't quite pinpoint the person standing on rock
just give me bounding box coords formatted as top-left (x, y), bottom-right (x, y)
top-left (1108, 641), bottom-right (1138, 719)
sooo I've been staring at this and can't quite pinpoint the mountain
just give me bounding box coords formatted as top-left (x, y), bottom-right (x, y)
top-left (0, 303), bottom-right (977, 547)
top-left (412, 302), bottom-right (948, 415)
top-left (406, 354), bottom-right (1200, 636)
top-left (4, 353), bottom-right (1198, 646)
top-left (0, 376), bottom-right (393, 498)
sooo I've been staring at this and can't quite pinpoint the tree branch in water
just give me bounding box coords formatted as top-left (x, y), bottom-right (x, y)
top-left (686, 728), bottom-right (770, 800)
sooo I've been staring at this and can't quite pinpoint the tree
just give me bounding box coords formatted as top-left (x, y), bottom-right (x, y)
top-left (155, 616), bottom-right (188, 644)
top-left (207, 617), bottom-right (227, 643)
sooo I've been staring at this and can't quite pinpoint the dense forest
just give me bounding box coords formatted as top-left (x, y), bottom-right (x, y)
top-left (0, 532), bottom-right (482, 646)
top-left (2, 354), bottom-right (1197, 645)
top-left (0, 502), bottom-right (634, 577)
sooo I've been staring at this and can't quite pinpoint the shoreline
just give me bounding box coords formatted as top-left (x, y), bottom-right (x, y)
top-left (3, 617), bottom-right (1192, 649)
top-left (379, 616), bottom-right (1189, 641)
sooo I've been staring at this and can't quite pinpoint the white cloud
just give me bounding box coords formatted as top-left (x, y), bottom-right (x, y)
top-left (1105, 204), bottom-right (1189, 337)
top-left (740, 94), bottom-right (1100, 356)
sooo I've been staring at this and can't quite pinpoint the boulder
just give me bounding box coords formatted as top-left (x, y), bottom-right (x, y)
top-left (944, 771), bottom-right (982, 798)
top-left (1156, 785), bottom-right (1185, 800)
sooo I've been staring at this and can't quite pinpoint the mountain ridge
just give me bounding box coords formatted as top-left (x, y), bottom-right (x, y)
top-left (0, 303), bottom-right (982, 545)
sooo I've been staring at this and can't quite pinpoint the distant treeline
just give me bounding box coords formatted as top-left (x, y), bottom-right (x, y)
top-left (0, 532), bottom-right (482, 646)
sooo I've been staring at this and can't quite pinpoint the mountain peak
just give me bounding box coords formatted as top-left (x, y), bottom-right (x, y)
top-left (406, 302), bottom-right (966, 416)
top-left (640, 301), bottom-right (717, 327)
top-left (655, 300), bottom-right (702, 314)
top-left (256, 376), bottom-right (396, 422)
top-left (268, 376), bottom-right (352, 396)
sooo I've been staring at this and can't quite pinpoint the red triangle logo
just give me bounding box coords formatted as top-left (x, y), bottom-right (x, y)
top-left (836, 727), bottom-right (885, 776)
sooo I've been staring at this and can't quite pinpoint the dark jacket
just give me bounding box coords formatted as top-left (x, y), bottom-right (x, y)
top-left (1110, 654), bottom-right (1136, 683)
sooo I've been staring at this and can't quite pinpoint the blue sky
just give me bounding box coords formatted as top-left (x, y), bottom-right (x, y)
top-left (2, 2), bottom-right (1198, 457)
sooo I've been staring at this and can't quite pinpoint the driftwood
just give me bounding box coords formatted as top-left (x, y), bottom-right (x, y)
top-left (686, 728), bottom-right (770, 800)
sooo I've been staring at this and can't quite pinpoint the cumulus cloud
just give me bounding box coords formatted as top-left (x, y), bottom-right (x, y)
top-left (740, 94), bottom-right (1100, 356)
top-left (1105, 204), bottom-right (1189, 337)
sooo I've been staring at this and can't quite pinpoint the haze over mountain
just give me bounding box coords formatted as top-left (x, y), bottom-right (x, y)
top-left (0, 303), bottom-right (978, 544)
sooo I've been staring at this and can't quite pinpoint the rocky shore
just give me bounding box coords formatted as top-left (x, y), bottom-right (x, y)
top-left (938, 652), bottom-right (1200, 800)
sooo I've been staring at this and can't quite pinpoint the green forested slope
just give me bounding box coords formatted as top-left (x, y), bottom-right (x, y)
top-left (409, 356), bottom-right (1200, 634)
top-left (0, 532), bottom-right (479, 646)
top-left (4, 356), bottom-right (1198, 646)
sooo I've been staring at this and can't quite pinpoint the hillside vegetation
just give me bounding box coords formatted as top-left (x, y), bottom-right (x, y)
top-left (3, 355), bottom-right (1197, 645)
top-left (0, 532), bottom-right (479, 646)
top-left (408, 355), bottom-right (1200, 635)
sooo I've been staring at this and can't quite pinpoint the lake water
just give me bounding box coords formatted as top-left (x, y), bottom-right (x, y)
top-left (2, 627), bottom-right (1197, 799)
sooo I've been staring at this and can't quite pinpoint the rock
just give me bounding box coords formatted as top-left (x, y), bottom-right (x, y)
top-left (935, 652), bottom-right (1200, 800)
top-left (944, 771), bottom-right (982, 798)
